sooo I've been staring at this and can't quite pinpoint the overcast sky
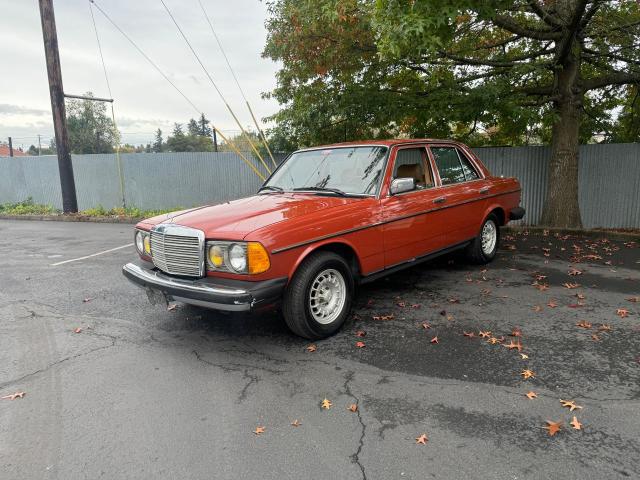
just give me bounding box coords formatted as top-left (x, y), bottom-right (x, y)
top-left (0, 0), bottom-right (281, 150)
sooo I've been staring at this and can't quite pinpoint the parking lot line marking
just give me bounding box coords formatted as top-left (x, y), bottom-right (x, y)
top-left (50, 243), bottom-right (133, 266)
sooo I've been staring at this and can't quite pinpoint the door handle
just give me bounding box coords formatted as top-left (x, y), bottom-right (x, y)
top-left (479, 186), bottom-right (490, 194)
top-left (433, 196), bottom-right (446, 204)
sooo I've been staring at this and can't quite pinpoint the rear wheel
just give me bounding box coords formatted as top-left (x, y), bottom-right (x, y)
top-left (282, 251), bottom-right (354, 339)
top-left (465, 214), bottom-right (500, 264)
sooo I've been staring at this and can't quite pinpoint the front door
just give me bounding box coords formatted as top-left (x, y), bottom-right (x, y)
top-left (381, 145), bottom-right (446, 268)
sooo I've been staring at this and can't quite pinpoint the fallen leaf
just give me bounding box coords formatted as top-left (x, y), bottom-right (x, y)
top-left (1, 391), bottom-right (25, 400)
top-left (348, 404), bottom-right (358, 412)
top-left (547, 300), bottom-right (558, 308)
top-left (544, 420), bottom-right (562, 436)
top-left (560, 399), bottom-right (583, 411)
top-left (355, 341), bottom-right (366, 348)
top-left (321, 398), bottom-right (332, 409)
top-left (598, 324), bottom-right (612, 332)
top-left (576, 320), bottom-right (592, 329)
top-left (575, 293), bottom-right (586, 300)
top-left (478, 331), bottom-right (492, 338)
top-left (570, 416), bottom-right (583, 430)
top-left (510, 328), bottom-right (522, 337)
top-left (521, 369), bottom-right (535, 379)
top-left (533, 305), bottom-right (542, 312)
top-left (430, 336), bottom-right (439, 344)
top-left (535, 284), bottom-right (549, 292)
top-left (627, 297), bottom-right (639, 303)
top-left (616, 308), bottom-right (629, 318)
top-left (504, 340), bottom-right (523, 351)
top-left (421, 322), bottom-right (431, 330)
top-left (568, 268), bottom-right (582, 276)
top-left (591, 334), bottom-right (600, 341)
top-left (520, 353), bottom-right (529, 360)
top-left (373, 314), bottom-right (394, 321)
top-left (487, 337), bottom-right (501, 345)
top-left (82, 297), bottom-right (92, 303)
top-left (397, 301), bottom-right (406, 307)
top-left (563, 282), bottom-right (580, 289)
top-left (291, 419), bottom-right (302, 427)
top-left (462, 331), bottom-right (475, 338)
top-left (411, 303), bottom-right (421, 309)
top-left (306, 344), bottom-right (317, 352)
top-left (167, 304), bottom-right (177, 312)
top-left (415, 433), bottom-right (428, 445)
top-left (253, 426), bottom-right (265, 435)
top-left (525, 391), bottom-right (537, 400)
top-left (73, 327), bottom-right (82, 334)
top-left (355, 330), bottom-right (366, 337)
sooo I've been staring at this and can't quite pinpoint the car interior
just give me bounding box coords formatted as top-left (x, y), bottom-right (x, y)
top-left (393, 148), bottom-right (434, 190)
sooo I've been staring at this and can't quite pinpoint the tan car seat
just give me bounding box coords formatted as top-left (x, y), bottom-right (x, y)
top-left (397, 163), bottom-right (425, 188)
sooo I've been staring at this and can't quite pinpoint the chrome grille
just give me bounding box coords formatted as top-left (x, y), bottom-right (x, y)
top-left (150, 224), bottom-right (204, 277)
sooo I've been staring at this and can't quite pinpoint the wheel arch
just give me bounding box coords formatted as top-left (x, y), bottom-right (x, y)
top-left (287, 240), bottom-right (362, 282)
top-left (484, 204), bottom-right (506, 226)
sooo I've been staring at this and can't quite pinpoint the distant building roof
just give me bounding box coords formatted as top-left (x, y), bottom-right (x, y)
top-left (0, 144), bottom-right (28, 157)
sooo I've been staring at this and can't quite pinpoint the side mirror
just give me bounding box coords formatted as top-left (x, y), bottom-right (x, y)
top-left (390, 177), bottom-right (415, 195)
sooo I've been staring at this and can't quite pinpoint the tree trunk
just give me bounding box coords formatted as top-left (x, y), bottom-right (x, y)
top-left (540, 48), bottom-right (583, 228)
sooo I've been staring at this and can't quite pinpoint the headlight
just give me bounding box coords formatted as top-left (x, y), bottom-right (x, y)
top-left (135, 231), bottom-right (144, 253)
top-left (206, 241), bottom-right (270, 275)
top-left (135, 230), bottom-right (151, 256)
top-left (228, 244), bottom-right (247, 272)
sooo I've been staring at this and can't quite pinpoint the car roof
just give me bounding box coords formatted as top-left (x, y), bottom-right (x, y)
top-left (296, 139), bottom-right (464, 151)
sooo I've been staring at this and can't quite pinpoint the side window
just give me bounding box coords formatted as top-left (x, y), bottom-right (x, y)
top-left (431, 147), bottom-right (465, 185)
top-left (457, 149), bottom-right (480, 181)
top-left (392, 147), bottom-right (434, 190)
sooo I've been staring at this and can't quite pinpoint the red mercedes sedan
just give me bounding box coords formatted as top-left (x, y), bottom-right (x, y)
top-left (123, 139), bottom-right (524, 339)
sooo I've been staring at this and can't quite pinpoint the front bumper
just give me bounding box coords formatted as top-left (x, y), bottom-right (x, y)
top-left (122, 262), bottom-right (287, 312)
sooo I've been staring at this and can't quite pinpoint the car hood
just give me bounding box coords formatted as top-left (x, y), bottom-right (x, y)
top-left (138, 194), bottom-right (363, 239)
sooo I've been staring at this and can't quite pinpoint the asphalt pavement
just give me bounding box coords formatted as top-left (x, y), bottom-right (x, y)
top-left (1, 219), bottom-right (638, 480)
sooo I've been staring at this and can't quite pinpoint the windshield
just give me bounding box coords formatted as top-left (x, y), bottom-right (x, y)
top-left (264, 146), bottom-right (388, 196)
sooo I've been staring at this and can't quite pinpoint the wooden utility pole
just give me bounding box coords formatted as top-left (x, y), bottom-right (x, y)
top-left (8, 137), bottom-right (13, 157)
top-left (39, 0), bottom-right (78, 213)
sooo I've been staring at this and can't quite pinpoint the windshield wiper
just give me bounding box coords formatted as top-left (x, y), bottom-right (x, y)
top-left (292, 186), bottom-right (369, 198)
top-left (257, 185), bottom-right (284, 194)
top-left (293, 186), bottom-right (348, 196)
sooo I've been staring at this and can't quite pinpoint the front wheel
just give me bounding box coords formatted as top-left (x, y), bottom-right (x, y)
top-left (282, 251), bottom-right (354, 339)
top-left (465, 214), bottom-right (500, 264)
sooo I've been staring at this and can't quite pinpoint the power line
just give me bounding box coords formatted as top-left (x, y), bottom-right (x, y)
top-left (159, 0), bottom-right (271, 175)
top-left (196, 0), bottom-right (277, 168)
top-left (89, 0), bottom-right (201, 115)
top-left (87, 1), bottom-right (266, 182)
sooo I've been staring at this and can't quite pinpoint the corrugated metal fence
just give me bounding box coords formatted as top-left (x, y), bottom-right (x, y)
top-left (474, 143), bottom-right (640, 228)
top-left (0, 144), bottom-right (638, 228)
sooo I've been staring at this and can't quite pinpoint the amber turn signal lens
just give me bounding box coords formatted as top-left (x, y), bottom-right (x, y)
top-left (247, 242), bottom-right (270, 274)
top-left (208, 245), bottom-right (224, 268)
top-left (143, 236), bottom-right (151, 255)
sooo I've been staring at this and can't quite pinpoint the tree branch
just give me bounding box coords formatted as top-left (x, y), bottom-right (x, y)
top-left (583, 71), bottom-right (640, 91)
top-left (439, 47), bottom-right (553, 68)
top-left (492, 14), bottom-right (563, 40)
top-left (528, 0), bottom-right (563, 27)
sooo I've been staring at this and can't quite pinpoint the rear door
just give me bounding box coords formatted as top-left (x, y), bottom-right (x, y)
top-left (381, 145), bottom-right (446, 267)
top-left (428, 144), bottom-right (490, 244)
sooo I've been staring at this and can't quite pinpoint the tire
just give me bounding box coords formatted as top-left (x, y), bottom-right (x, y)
top-left (282, 251), bottom-right (354, 340)
top-left (465, 214), bottom-right (500, 264)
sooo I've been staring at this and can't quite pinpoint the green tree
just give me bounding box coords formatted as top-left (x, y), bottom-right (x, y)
top-left (65, 92), bottom-right (120, 154)
top-left (153, 128), bottom-right (164, 152)
top-left (187, 118), bottom-right (200, 136)
top-left (264, 0), bottom-right (640, 228)
top-left (166, 121), bottom-right (215, 152)
top-left (199, 113), bottom-right (213, 137)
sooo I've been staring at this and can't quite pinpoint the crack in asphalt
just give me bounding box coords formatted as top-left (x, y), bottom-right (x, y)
top-left (0, 340), bottom-right (116, 390)
top-left (343, 370), bottom-right (367, 480)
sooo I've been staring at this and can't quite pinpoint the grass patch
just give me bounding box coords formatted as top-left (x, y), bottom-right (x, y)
top-left (0, 198), bottom-right (59, 215)
top-left (0, 198), bottom-right (179, 219)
